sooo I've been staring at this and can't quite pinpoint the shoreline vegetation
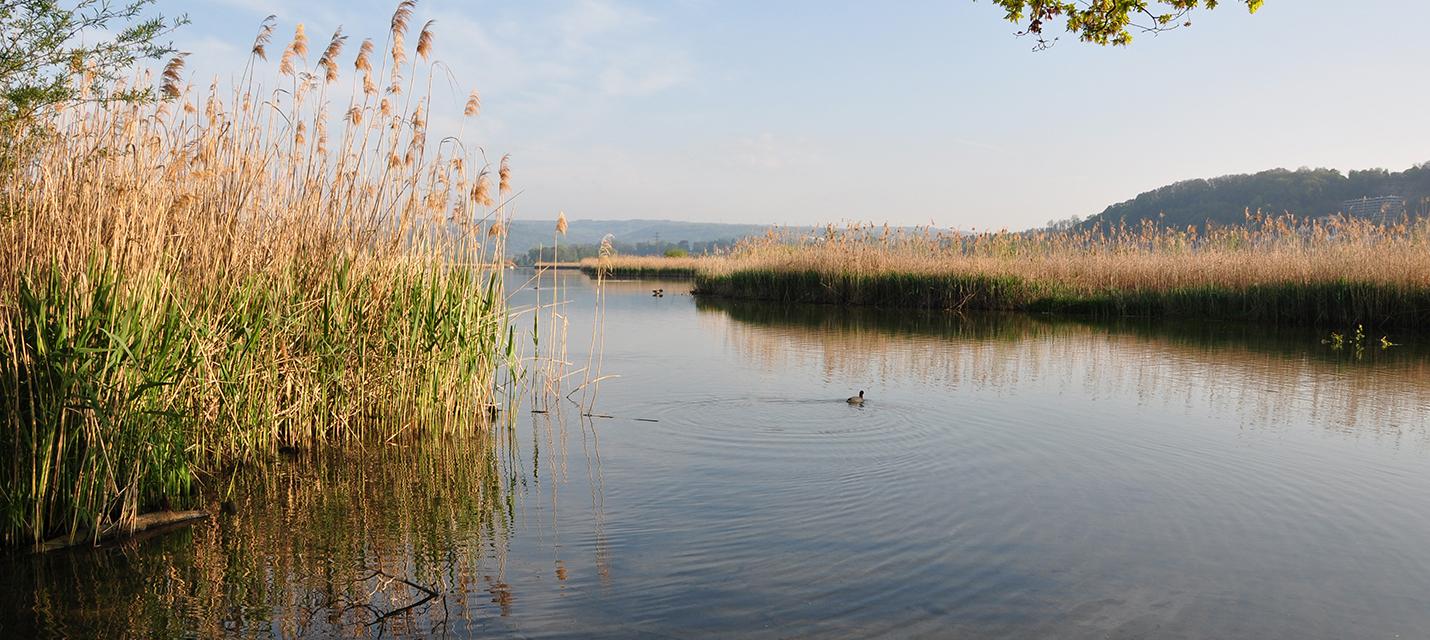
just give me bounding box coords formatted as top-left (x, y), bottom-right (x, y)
top-left (579, 255), bottom-right (702, 278)
top-left (599, 215), bottom-right (1430, 329)
top-left (1, 7), bottom-right (522, 548)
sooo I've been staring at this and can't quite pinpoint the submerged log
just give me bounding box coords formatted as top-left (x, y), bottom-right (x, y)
top-left (35, 510), bottom-right (209, 553)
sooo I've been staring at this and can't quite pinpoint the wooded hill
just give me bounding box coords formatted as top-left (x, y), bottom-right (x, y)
top-left (1081, 164), bottom-right (1430, 229)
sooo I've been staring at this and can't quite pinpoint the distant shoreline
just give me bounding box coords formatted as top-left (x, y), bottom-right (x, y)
top-left (578, 217), bottom-right (1430, 331)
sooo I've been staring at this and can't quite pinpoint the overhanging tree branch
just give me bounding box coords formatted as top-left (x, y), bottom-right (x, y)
top-left (0, 0), bottom-right (188, 129)
top-left (985, 0), bottom-right (1264, 50)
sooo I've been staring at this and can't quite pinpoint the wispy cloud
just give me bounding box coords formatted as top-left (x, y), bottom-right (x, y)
top-left (729, 133), bottom-right (821, 170)
top-left (557, 0), bottom-right (654, 49)
top-left (598, 49), bottom-right (692, 96)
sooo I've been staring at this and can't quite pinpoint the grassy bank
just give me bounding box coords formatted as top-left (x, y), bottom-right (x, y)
top-left (0, 10), bottom-right (518, 547)
top-left (692, 217), bottom-right (1430, 329)
top-left (579, 255), bottom-right (703, 278)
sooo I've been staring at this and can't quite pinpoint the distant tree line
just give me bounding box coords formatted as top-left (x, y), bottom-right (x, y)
top-left (519, 238), bottom-right (738, 265)
top-left (1079, 164), bottom-right (1430, 230)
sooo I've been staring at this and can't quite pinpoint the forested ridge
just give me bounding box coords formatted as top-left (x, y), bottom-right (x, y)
top-left (1078, 164), bottom-right (1430, 229)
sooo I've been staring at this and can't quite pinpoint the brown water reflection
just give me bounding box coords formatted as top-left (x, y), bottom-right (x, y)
top-left (698, 299), bottom-right (1430, 444)
top-left (2, 413), bottom-right (606, 639)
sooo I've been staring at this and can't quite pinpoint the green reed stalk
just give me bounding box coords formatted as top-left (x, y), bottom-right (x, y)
top-left (0, 6), bottom-right (527, 547)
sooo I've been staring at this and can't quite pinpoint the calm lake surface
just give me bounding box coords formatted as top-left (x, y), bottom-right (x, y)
top-left (4, 270), bottom-right (1430, 638)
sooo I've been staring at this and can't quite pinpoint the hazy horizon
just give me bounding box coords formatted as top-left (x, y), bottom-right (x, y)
top-left (175, 1), bottom-right (1430, 230)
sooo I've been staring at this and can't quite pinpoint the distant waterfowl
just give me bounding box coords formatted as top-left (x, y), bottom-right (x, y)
top-left (847, 390), bottom-right (865, 405)
top-left (652, 288), bottom-right (664, 297)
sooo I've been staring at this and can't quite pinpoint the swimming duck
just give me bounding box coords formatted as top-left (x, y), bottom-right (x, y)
top-left (847, 390), bottom-right (865, 405)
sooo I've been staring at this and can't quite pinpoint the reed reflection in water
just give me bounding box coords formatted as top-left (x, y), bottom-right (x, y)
top-left (2, 407), bottom-right (612, 639)
top-left (698, 298), bottom-right (1430, 444)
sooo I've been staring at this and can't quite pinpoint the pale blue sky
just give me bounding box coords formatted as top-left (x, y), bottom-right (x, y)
top-left (170, 1), bottom-right (1430, 230)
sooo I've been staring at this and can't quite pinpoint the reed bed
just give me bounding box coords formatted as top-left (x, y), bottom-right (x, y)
top-left (693, 216), bottom-right (1430, 328)
top-left (579, 255), bottom-right (706, 278)
top-left (1, 6), bottom-right (520, 547)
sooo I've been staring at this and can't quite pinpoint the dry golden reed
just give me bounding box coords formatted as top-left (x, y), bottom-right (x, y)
top-left (250, 14), bottom-right (276, 60)
top-left (473, 170), bottom-right (494, 206)
top-left (0, 3), bottom-right (521, 547)
top-left (464, 89), bottom-right (481, 117)
top-left (499, 154), bottom-right (512, 196)
top-left (417, 19), bottom-right (435, 61)
top-left (318, 27), bottom-right (346, 83)
top-left (159, 53), bottom-right (186, 99)
top-left (390, 0), bottom-right (415, 69)
top-left (693, 214), bottom-right (1430, 327)
top-left (581, 255), bottom-right (706, 278)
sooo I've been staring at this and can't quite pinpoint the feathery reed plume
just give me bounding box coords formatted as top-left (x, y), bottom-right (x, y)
top-left (160, 53), bottom-right (188, 100)
top-left (355, 38), bottom-right (374, 72)
top-left (251, 15), bottom-right (277, 60)
top-left (556, 211), bottom-right (568, 235)
top-left (463, 89), bottom-right (480, 117)
top-left (488, 221), bottom-right (504, 237)
top-left (499, 154), bottom-right (511, 196)
top-left (317, 27), bottom-right (347, 84)
top-left (315, 115), bottom-right (328, 154)
top-left (204, 78), bottom-right (219, 119)
top-left (390, 0), bottom-right (415, 67)
top-left (292, 23), bottom-right (309, 59)
top-left (416, 20), bottom-right (435, 61)
top-left (473, 170), bottom-right (493, 206)
top-left (356, 38), bottom-right (378, 95)
top-left (391, 0), bottom-right (416, 37)
top-left (279, 43), bottom-right (296, 76)
top-left (346, 106), bottom-right (362, 125)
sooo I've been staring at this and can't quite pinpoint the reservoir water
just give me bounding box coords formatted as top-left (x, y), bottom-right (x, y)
top-left (4, 270), bottom-right (1429, 638)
